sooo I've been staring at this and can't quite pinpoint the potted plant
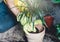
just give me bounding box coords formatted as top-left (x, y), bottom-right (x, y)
top-left (17, 12), bottom-right (45, 42)
top-left (17, 0), bottom-right (49, 42)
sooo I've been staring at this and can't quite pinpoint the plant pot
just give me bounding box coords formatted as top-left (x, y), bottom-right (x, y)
top-left (26, 27), bottom-right (45, 42)
top-left (44, 15), bottom-right (54, 28)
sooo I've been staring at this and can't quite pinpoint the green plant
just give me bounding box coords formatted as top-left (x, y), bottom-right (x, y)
top-left (17, 0), bottom-right (50, 33)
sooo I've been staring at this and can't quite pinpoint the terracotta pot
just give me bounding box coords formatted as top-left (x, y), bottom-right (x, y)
top-left (44, 15), bottom-right (54, 28)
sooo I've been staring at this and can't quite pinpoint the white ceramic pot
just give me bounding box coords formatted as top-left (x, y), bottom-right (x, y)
top-left (26, 27), bottom-right (45, 42)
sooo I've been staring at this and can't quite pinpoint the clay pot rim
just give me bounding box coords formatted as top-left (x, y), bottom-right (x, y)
top-left (27, 27), bottom-right (45, 35)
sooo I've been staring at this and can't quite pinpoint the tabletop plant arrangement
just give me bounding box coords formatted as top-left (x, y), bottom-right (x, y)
top-left (16, 0), bottom-right (51, 42)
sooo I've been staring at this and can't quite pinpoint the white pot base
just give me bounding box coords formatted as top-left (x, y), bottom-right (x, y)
top-left (26, 28), bottom-right (45, 42)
